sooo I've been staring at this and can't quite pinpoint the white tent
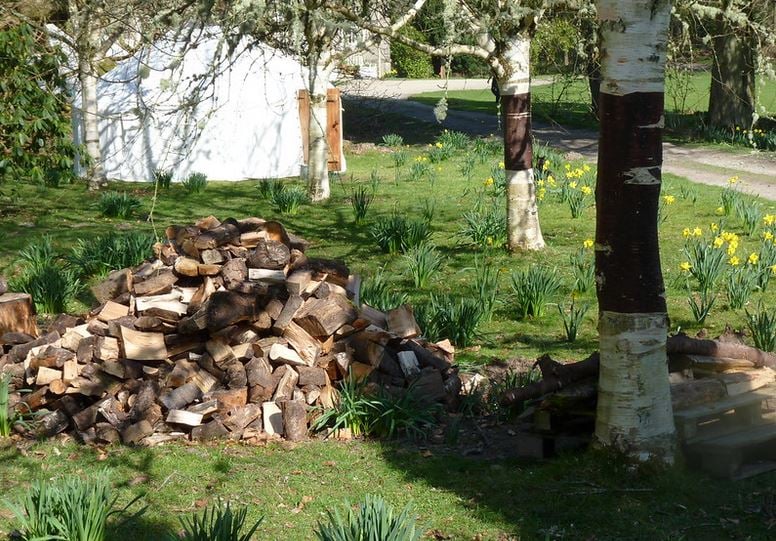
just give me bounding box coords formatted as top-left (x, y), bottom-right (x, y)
top-left (74, 30), bottom-right (328, 182)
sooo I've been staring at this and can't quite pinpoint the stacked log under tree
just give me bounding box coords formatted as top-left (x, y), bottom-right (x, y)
top-left (501, 331), bottom-right (776, 478)
top-left (0, 216), bottom-right (460, 446)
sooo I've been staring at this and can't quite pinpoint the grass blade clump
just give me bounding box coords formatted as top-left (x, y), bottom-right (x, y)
top-left (10, 237), bottom-right (81, 314)
top-left (272, 185), bottom-right (308, 215)
top-left (182, 171), bottom-right (208, 194)
top-left (459, 202), bottom-right (507, 249)
top-left (314, 494), bottom-right (421, 541)
top-left (0, 373), bottom-right (11, 437)
top-left (360, 267), bottom-right (408, 312)
top-left (69, 231), bottom-right (154, 278)
top-left (153, 168), bottom-right (173, 189)
top-left (745, 302), bottom-right (776, 352)
top-left (510, 266), bottom-right (561, 319)
top-left (173, 502), bottom-right (263, 541)
top-left (97, 191), bottom-right (142, 218)
top-left (257, 179), bottom-right (285, 201)
top-left (557, 298), bottom-right (591, 342)
top-left (471, 257), bottom-right (500, 322)
top-left (415, 294), bottom-right (483, 347)
top-left (311, 376), bottom-right (379, 438)
top-left (351, 186), bottom-right (373, 224)
top-left (403, 242), bottom-right (442, 288)
top-left (381, 133), bottom-right (404, 147)
top-left (371, 215), bottom-right (430, 254)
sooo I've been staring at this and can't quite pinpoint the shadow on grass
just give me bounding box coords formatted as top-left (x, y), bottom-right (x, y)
top-left (342, 98), bottom-right (443, 146)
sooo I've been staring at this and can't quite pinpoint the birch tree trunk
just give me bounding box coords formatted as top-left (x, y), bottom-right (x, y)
top-left (499, 34), bottom-right (544, 251)
top-left (593, 0), bottom-right (676, 463)
top-left (78, 57), bottom-right (106, 190)
top-left (307, 62), bottom-right (331, 202)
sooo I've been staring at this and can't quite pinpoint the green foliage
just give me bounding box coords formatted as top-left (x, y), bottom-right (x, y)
top-left (735, 198), bottom-right (762, 236)
top-left (173, 503), bottom-right (263, 541)
top-left (403, 242), bottom-right (442, 288)
top-left (407, 159), bottom-right (432, 181)
top-left (471, 258), bottom-right (500, 322)
top-left (371, 215), bottom-right (431, 254)
top-left (257, 179), bottom-right (286, 201)
top-left (415, 294), bottom-right (483, 347)
top-left (351, 186), bottom-right (374, 224)
top-left (745, 302), bottom-right (776, 352)
top-left (391, 151), bottom-right (408, 184)
top-left (10, 237), bottom-right (81, 314)
top-left (482, 369), bottom-right (541, 419)
top-left (183, 172), bottom-right (208, 194)
top-left (720, 184), bottom-right (741, 217)
top-left (683, 236), bottom-right (726, 293)
top-left (272, 185), bottom-right (308, 215)
top-left (360, 267), bottom-right (408, 312)
top-left (390, 27), bottom-right (433, 79)
top-left (0, 23), bottom-right (78, 186)
top-left (726, 266), bottom-right (758, 310)
top-left (312, 376), bottom-right (377, 438)
top-left (436, 130), bottom-right (470, 150)
top-left (0, 373), bottom-right (11, 438)
top-left (510, 267), bottom-right (561, 319)
top-left (97, 191), bottom-right (142, 218)
top-left (557, 299), bottom-right (590, 342)
top-left (688, 287), bottom-right (716, 325)
top-left (381, 134), bottom-right (404, 147)
top-left (7, 471), bottom-right (145, 541)
top-left (314, 494), bottom-right (421, 541)
top-left (569, 247), bottom-right (594, 294)
top-left (68, 231), bottom-right (154, 278)
top-left (154, 169), bottom-right (173, 190)
top-left (459, 200), bottom-right (507, 249)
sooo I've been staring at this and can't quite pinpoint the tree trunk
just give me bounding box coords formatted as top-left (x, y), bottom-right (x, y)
top-left (307, 63), bottom-right (330, 202)
top-left (78, 56), bottom-right (106, 190)
top-left (587, 58), bottom-right (601, 119)
top-left (708, 29), bottom-right (756, 129)
top-left (499, 34), bottom-right (544, 251)
top-left (594, 0), bottom-right (675, 463)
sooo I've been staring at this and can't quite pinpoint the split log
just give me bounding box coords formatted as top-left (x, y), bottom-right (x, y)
top-left (247, 239), bottom-right (290, 269)
top-left (0, 293), bottom-right (39, 338)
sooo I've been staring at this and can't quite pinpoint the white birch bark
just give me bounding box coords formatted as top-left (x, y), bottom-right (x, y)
top-left (79, 58), bottom-right (106, 190)
top-left (594, 0), bottom-right (675, 463)
top-left (307, 62), bottom-right (331, 202)
top-left (500, 35), bottom-right (544, 251)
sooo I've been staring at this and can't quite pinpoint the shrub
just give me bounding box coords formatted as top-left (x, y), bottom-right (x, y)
top-left (10, 237), bottom-right (81, 314)
top-left (257, 179), bottom-right (285, 201)
top-left (390, 27), bottom-right (433, 78)
top-left (371, 215), bottom-right (431, 254)
top-left (272, 185), bottom-right (308, 215)
top-left (351, 186), bottom-right (373, 224)
top-left (746, 302), bottom-right (776, 352)
top-left (173, 502), bottom-right (263, 541)
top-left (183, 171), bottom-right (208, 194)
top-left (459, 201), bottom-right (507, 249)
top-left (69, 231), bottom-right (154, 278)
top-left (381, 134), bottom-right (404, 147)
top-left (98, 191), bottom-right (142, 218)
top-left (7, 471), bottom-right (145, 541)
top-left (403, 242), bottom-right (442, 288)
top-left (153, 168), bottom-right (173, 189)
top-left (510, 266), bottom-right (561, 319)
top-left (415, 294), bottom-right (483, 347)
top-left (360, 267), bottom-right (408, 312)
top-left (314, 494), bottom-right (421, 541)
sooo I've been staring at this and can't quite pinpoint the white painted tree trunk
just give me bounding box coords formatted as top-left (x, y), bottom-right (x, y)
top-left (307, 64), bottom-right (330, 202)
top-left (78, 56), bottom-right (106, 190)
top-left (594, 0), bottom-right (675, 463)
top-left (499, 35), bottom-right (544, 251)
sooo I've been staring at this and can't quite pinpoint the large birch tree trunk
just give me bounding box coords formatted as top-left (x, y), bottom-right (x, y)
top-left (499, 34), bottom-right (544, 251)
top-left (593, 0), bottom-right (676, 463)
top-left (78, 57), bottom-right (106, 190)
top-left (307, 62), bottom-right (331, 202)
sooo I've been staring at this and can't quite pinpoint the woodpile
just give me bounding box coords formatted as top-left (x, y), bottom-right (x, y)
top-left (0, 216), bottom-right (459, 445)
top-left (502, 332), bottom-right (776, 477)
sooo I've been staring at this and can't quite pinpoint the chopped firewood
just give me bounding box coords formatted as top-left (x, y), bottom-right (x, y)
top-left (387, 305), bottom-right (421, 338)
top-left (247, 239), bottom-right (291, 270)
top-left (397, 351), bottom-right (420, 378)
top-left (273, 295), bottom-right (304, 333)
top-left (91, 269), bottom-right (132, 305)
top-left (174, 257), bottom-right (200, 277)
top-left (161, 383), bottom-right (202, 411)
top-left (122, 420), bottom-right (154, 444)
top-left (133, 270), bottom-right (178, 297)
top-left (269, 343), bottom-right (308, 367)
top-left (282, 400), bottom-right (307, 441)
top-left (286, 270), bottom-right (313, 296)
top-left (716, 368), bottom-right (775, 396)
top-left (206, 339), bottom-right (236, 368)
top-left (35, 366), bottom-right (62, 386)
top-left (120, 327), bottom-right (167, 361)
top-left (295, 295), bottom-right (357, 337)
top-left (0, 293), bottom-right (39, 339)
top-left (97, 300), bottom-right (130, 323)
top-left (668, 333), bottom-right (776, 369)
top-left (208, 387), bottom-right (248, 414)
top-left (198, 263), bottom-right (221, 276)
top-left (166, 409), bottom-right (203, 427)
top-left (222, 403), bottom-right (261, 433)
top-left (201, 249), bottom-right (225, 265)
top-left (95, 336), bottom-right (121, 362)
top-left (187, 400), bottom-right (218, 416)
top-left (283, 322), bottom-right (320, 365)
top-left (273, 365), bottom-right (299, 401)
top-left (135, 293), bottom-right (188, 316)
top-left (248, 268), bottom-right (286, 284)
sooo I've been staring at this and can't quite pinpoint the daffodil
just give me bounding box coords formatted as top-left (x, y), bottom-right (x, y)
top-left (728, 175), bottom-right (739, 184)
top-left (682, 228), bottom-right (691, 238)
top-left (583, 239), bottom-right (594, 249)
top-left (547, 175), bottom-right (556, 187)
top-left (484, 177), bottom-right (494, 187)
top-left (771, 264), bottom-right (776, 275)
top-left (565, 163), bottom-right (571, 170)
top-left (710, 222), bottom-right (718, 232)
top-left (716, 206), bottom-right (725, 215)
top-left (692, 227), bottom-right (702, 237)
top-left (729, 256), bottom-right (740, 266)
top-left (727, 243), bottom-right (738, 256)
top-left (764, 231), bottom-right (774, 241)
top-left (542, 160), bottom-right (551, 171)
top-left (748, 252), bottom-right (759, 265)
top-left (583, 164), bottom-right (591, 173)
top-left (663, 195), bottom-right (675, 205)
top-left (569, 181), bottom-right (577, 189)
top-left (498, 161), bottom-right (505, 169)
top-left (713, 236), bottom-right (724, 249)
top-left (679, 262), bottom-right (692, 272)
top-left (580, 186), bottom-right (592, 195)
top-left (764, 214), bottom-right (776, 226)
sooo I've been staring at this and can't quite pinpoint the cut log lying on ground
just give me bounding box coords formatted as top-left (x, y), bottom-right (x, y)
top-left (667, 334), bottom-right (776, 369)
top-left (1, 215), bottom-right (460, 446)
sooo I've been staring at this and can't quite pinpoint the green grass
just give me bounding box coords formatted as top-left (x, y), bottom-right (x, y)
top-left (1, 440), bottom-right (775, 540)
top-left (409, 72), bottom-right (776, 135)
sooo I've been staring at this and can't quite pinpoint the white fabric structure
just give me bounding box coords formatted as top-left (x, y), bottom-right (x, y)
top-left (75, 30), bottom-right (315, 182)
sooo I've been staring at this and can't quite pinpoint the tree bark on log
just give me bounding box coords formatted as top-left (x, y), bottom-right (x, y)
top-left (667, 334), bottom-right (776, 369)
top-left (500, 353), bottom-right (599, 405)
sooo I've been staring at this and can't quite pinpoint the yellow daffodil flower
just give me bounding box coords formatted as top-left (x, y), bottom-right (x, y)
top-left (682, 228), bottom-right (691, 238)
top-left (663, 195), bottom-right (675, 205)
top-left (729, 256), bottom-right (740, 266)
top-left (692, 227), bottom-right (702, 237)
top-left (679, 262), bottom-right (692, 272)
top-left (748, 253), bottom-right (759, 265)
top-left (583, 239), bottom-right (594, 249)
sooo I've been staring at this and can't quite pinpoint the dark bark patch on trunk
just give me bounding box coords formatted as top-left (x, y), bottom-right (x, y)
top-left (595, 92), bottom-right (666, 314)
top-left (502, 93), bottom-right (532, 171)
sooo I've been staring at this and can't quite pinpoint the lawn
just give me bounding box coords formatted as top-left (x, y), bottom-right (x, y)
top-left (3, 106), bottom-right (776, 539)
top-left (409, 72), bottom-right (776, 137)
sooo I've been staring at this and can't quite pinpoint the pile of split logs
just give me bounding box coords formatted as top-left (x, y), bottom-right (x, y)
top-left (502, 331), bottom-right (776, 463)
top-left (0, 216), bottom-right (460, 445)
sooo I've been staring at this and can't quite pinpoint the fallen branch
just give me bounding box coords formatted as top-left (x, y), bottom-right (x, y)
top-left (500, 353), bottom-right (599, 406)
top-left (666, 334), bottom-right (776, 369)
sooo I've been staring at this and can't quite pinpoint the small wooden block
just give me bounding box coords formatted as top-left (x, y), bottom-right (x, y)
top-left (166, 409), bottom-right (203, 427)
top-left (263, 401), bottom-right (283, 436)
top-left (120, 327), bottom-right (168, 361)
top-left (97, 301), bottom-right (129, 323)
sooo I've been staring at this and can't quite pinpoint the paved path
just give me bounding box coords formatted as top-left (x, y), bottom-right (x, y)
top-left (341, 79), bottom-right (776, 200)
